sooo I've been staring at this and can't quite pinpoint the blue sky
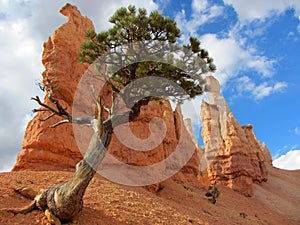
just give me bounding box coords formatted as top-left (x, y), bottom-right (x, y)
top-left (163, 0), bottom-right (300, 168)
top-left (0, 0), bottom-right (299, 171)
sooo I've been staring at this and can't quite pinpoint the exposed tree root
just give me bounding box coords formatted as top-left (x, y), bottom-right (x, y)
top-left (0, 186), bottom-right (64, 224)
top-left (43, 209), bottom-right (62, 225)
top-left (1, 186), bottom-right (67, 225)
top-left (0, 200), bottom-right (37, 215)
top-left (14, 186), bottom-right (38, 200)
top-left (0, 186), bottom-right (38, 214)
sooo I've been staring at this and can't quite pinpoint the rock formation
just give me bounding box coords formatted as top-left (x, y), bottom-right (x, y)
top-left (13, 3), bottom-right (272, 196)
top-left (13, 4), bottom-right (94, 171)
top-left (201, 76), bottom-right (270, 196)
top-left (98, 101), bottom-right (203, 191)
top-left (13, 3), bottom-right (203, 189)
top-left (171, 107), bottom-right (203, 187)
top-left (261, 142), bottom-right (273, 166)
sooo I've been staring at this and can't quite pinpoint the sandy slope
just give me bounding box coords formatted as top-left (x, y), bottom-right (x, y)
top-left (0, 167), bottom-right (299, 225)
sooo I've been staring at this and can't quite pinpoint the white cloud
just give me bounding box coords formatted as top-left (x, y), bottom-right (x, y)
top-left (253, 82), bottom-right (287, 99)
top-left (0, 0), bottom-right (10, 12)
top-left (0, 8), bottom-right (43, 171)
top-left (155, 0), bottom-right (171, 11)
top-left (223, 0), bottom-right (300, 22)
top-left (174, 1), bottom-right (287, 101)
top-left (24, 0), bottom-right (158, 39)
top-left (175, 0), bottom-right (224, 38)
top-left (68, 0), bottom-right (158, 31)
top-left (273, 150), bottom-right (300, 170)
top-left (181, 94), bottom-right (208, 126)
top-left (295, 127), bottom-right (300, 135)
top-left (236, 76), bottom-right (287, 99)
top-left (200, 33), bottom-right (277, 86)
top-left (0, 155), bottom-right (16, 172)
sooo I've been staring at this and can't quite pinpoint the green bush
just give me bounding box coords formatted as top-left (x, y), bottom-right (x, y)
top-left (205, 182), bottom-right (220, 204)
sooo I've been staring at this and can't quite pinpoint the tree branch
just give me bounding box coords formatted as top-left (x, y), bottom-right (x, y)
top-left (31, 96), bottom-right (60, 115)
top-left (49, 119), bottom-right (70, 128)
top-left (32, 78), bottom-right (94, 127)
top-left (39, 113), bottom-right (55, 121)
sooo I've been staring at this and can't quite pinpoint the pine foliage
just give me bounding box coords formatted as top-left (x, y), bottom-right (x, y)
top-left (79, 5), bottom-right (216, 104)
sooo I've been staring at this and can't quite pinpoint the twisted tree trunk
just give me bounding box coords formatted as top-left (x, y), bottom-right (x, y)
top-left (30, 92), bottom-right (118, 223)
top-left (35, 129), bottom-right (111, 223)
top-left (1, 77), bottom-right (143, 224)
top-left (2, 129), bottom-right (111, 224)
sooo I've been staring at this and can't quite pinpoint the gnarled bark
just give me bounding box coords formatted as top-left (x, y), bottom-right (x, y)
top-left (4, 78), bottom-right (120, 223)
top-left (34, 130), bottom-right (111, 223)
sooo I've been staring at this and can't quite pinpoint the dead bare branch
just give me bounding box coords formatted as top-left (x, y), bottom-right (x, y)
top-left (31, 76), bottom-right (134, 130)
top-left (49, 119), bottom-right (70, 128)
top-left (39, 113), bottom-right (55, 121)
top-left (31, 96), bottom-right (60, 115)
top-left (32, 78), bottom-right (94, 127)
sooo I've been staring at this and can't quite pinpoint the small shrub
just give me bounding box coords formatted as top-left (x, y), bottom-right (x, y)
top-left (240, 212), bottom-right (248, 218)
top-left (205, 182), bottom-right (220, 204)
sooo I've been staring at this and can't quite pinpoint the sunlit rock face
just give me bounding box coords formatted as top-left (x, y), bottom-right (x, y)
top-left (12, 4), bottom-right (94, 171)
top-left (201, 76), bottom-right (269, 196)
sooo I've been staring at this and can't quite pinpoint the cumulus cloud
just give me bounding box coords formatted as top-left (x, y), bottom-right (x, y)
top-left (273, 150), bottom-right (300, 170)
top-left (174, 0), bottom-right (292, 103)
top-left (174, 1), bottom-right (284, 91)
top-left (18, 0), bottom-right (158, 41)
top-left (175, 0), bottom-right (224, 38)
top-left (67, 0), bottom-right (158, 32)
top-left (200, 33), bottom-right (277, 86)
top-left (236, 76), bottom-right (287, 99)
top-left (223, 0), bottom-right (300, 35)
top-left (223, 0), bottom-right (300, 23)
top-left (0, 10), bottom-right (43, 171)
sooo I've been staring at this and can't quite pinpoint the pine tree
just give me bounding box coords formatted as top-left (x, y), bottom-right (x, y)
top-left (3, 6), bottom-right (216, 223)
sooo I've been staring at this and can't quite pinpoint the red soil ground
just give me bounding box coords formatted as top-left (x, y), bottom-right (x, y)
top-left (0, 166), bottom-right (299, 225)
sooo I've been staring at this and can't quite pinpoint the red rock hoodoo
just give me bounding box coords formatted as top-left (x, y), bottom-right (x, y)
top-left (13, 4), bottom-right (94, 171)
top-left (201, 76), bottom-right (270, 196)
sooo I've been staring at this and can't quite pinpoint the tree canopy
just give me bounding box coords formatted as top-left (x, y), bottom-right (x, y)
top-left (79, 5), bottom-right (216, 108)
